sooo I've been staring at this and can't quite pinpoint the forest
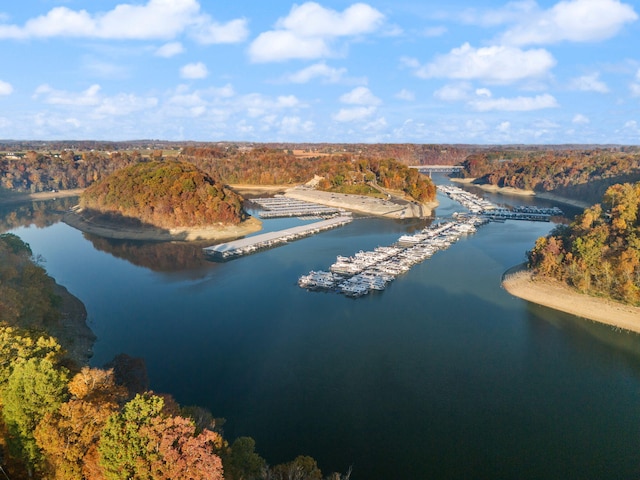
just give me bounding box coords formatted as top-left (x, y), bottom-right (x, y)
top-left (0, 233), bottom-right (352, 480)
top-left (1, 146), bottom-right (437, 205)
top-left (461, 149), bottom-right (640, 203)
top-left (80, 161), bottom-right (246, 228)
top-left (528, 182), bottom-right (640, 306)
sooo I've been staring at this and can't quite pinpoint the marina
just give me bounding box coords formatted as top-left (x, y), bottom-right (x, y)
top-left (298, 215), bottom-right (487, 297)
top-left (204, 215), bottom-right (353, 260)
top-left (249, 196), bottom-right (345, 219)
top-left (299, 183), bottom-right (562, 298)
top-left (437, 185), bottom-right (562, 220)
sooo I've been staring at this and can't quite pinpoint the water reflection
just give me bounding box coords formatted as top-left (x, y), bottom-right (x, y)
top-left (84, 233), bottom-right (212, 274)
top-left (0, 197), bottom-right (76, 233)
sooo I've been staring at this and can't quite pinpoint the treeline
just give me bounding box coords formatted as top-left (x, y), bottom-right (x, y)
top-left (0, 150), bottom-right (140, 193)
top-left (462, 149), bottom-right (640, 197)
top-left (0, 233), bottom-right (352, 479)
top-left (180, 148), bottom-right (437, 202)
top-left (80, 161), bottom-right (245, 228)
top-left (528, 182), bottom-right (640, 305)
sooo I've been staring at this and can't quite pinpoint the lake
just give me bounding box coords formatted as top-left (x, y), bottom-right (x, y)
top-left (6, 178), bottom-right (640, 479)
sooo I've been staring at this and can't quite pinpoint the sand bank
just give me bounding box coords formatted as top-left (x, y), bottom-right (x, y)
top-left (502, 268), bottom-right (640, 334)
top-left (63, 207), bottom-right (262, 242)
top-left (284, 186), bottom-right (436, 218)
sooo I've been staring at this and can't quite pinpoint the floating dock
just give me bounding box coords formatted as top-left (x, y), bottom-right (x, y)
top-left (250, 196), bottom-right (345, 219)
top-left (204, 215), bottom-right (353, 260)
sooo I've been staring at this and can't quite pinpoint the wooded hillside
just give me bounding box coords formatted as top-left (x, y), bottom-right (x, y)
top-left (80, 161), bottom-right (245, 228)
top-left (528, 182), bottom-right (640, 305)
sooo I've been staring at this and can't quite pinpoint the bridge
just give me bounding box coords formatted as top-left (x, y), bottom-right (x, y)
top-left (409, 165), bottom-right (464, 177)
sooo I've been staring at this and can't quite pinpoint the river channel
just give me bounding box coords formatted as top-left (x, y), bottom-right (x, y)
top-left (5, 177), bottom-right (640, 479)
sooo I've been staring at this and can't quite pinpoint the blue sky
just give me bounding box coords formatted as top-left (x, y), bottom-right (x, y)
top-left (0, 0), bottom-right (639, 144)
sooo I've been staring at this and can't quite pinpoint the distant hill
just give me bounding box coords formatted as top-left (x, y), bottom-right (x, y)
top-left (80, 161), bottom-right (245, 228)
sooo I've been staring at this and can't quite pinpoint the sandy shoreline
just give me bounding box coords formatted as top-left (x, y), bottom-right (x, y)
top-left (63, 207), bottom-right (263, 242)
top-left (502, 267), bottom-right (640, 334)
top-left (0, 188), bottom-right (85, 206)
top-left (283, 185), bottom-right (436, 218)
top-left (451, 178), bottom-right (592, 209)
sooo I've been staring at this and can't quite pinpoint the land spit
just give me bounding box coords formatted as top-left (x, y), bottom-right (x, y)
top-left (502, 267), bottom-right (640, 334)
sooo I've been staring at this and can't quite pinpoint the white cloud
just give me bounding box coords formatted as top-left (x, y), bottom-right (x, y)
top-left (248, 2), bottom-right (384, 63)
top-left (276, 2), bottom-right (384, 37)
top-left (191, 18), bottom-right (249, 44)
top-left (333, 106), bottom-right (377, 122)
top-left (497, 121), bottom-right (511, 132)
top-left (286, 62), bottom-right (347, 83)
top-left (0, 80), bottom-right (13, 96)
top-left (280, 116), bottom-right (314, 135)
top-left (469, 93), bottom-right (559, 111)
top-left (339, 86), bottom-right (381, 105)
top-left (180, 62), bottom-right (208, 79)
top-left (32, 84), bottom-right (158, 117)
top-left (573, 113), bottom-right (590, 124)
top-left (501, 0), bottom-right (638, 46)
top-left (0, 0), bottom-right (248, 44)
top-left (630, 82), bottom-right (640, 97)
top-left (433, 83), bottom-right (472, 101)
top-left (569, 73), bottom-right (609, 93)
top-left (475, 88), bottom-right (492, 97)
top-left (34, 84), bottom-right (102, 106)
top-left (416, 43), bottom-right (556, 83)
top-left (155, 42), bottom-right (184, 58)
top-left (395, 89), bottom-right (415, 101)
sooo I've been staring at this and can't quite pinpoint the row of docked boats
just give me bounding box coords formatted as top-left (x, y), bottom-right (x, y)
top-left (438, 185), bottom-right (562, 221)
top-left (298, 215), bottom-right (487, 298)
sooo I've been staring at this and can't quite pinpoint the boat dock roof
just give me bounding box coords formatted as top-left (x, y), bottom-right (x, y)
top-left (203, 215), bottom-right (352, 259)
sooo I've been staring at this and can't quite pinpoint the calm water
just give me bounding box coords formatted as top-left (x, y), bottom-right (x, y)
top-left (6, 180), bottom-right (640, 480)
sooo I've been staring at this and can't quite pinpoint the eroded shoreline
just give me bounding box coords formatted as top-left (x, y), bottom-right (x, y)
top-left (502, 267), bottom-right (640, 334)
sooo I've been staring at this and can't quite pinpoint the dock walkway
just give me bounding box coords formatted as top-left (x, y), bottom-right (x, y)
top-left (204, 215), bottom-right (352, 260)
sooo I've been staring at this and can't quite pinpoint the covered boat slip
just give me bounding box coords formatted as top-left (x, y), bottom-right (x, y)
top-left (203, 215), bottom-right (353, 260)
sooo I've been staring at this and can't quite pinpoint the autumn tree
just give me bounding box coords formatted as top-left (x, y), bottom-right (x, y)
top-left (34, 368), bottom-right (127, 480)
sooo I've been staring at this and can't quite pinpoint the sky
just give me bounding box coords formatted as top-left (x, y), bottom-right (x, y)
top-left (0, 0), bottom-right (639, 144)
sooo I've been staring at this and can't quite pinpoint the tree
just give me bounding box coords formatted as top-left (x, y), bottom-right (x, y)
top-left (34, 368), bottom-right (127, 480)
top-left (225, 436), bottom-right (266, 480)
top-left (1, 358), bottom-right (68, 476)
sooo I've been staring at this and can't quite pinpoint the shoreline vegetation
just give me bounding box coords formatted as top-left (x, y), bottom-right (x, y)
top-left (451, 177), bottom-right (592, 209)
top-left (502, 266), bottom-right (640, 334)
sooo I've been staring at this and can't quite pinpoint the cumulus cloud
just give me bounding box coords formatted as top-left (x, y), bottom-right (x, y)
top-left (0, 0), bottom-right (248, 44)
top-left (569, 73), bottom-right (609, 93)
top-left (573, 114), bottom-right (590, 124)
top-left (339, 86), bottom-right (381, 105)
top-left (191, 18), bottom-right (249, 44)
top-left (469, 93), bottom-right (559, 111)
top-left (34, 84), bottom-right (102, 106)
top-left (631, 69), bottom-right (640, 97)
top-left (180, 62), bottom-right (208, 79)
top-left (0, 80), bottom-right (13, 96)
top-left (333, 106), bottom-right (377, 122)
top-left (415, 43), bottom-right (556, 84)
top-left (248, 2), bottom-right (384, 62)
top-left (457, 0), bottom-right (538, 27)
top-left (155, 42), bottom-right (184, 58)
top-left (500, 0), bottom-right (637, 46)
top-left (286, 62), bottom-right (347, 83)
top-left (32, 83), bottom-right (158, 116)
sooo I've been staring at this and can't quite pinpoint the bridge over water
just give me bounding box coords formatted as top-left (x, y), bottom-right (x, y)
top-left (409, 165), bottom-right (464, 176)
